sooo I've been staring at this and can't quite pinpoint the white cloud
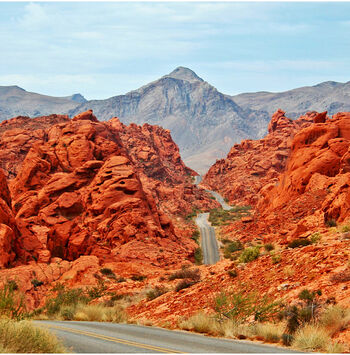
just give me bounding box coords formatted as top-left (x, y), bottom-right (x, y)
top-left (18, 3), bottom-right (50, 30)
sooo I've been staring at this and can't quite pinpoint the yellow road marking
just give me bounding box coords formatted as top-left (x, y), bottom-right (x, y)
top-left (43, 323), bottom-right (184, 353)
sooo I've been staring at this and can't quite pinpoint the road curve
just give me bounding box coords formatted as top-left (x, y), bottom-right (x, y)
top-left (35, 320), bottom-right (298, 353)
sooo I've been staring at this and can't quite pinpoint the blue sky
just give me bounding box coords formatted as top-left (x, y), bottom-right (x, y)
top-left (1, 2), bottom-right (350, 99)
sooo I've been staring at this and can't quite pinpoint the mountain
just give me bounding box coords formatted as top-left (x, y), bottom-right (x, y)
top-left (2, 69), bottom-right (350, 173)
top-left (232, 80), bottom-right (350, 119)
top-left (0, 85), bottom-right (84, 119)
top-left (68, 67), bottom-right (270, 173)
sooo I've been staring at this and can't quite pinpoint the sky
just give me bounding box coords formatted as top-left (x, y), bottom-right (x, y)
top-left (1, 1), bottom-right (350, 100)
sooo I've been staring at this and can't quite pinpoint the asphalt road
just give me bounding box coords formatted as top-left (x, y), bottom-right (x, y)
top-left (35, 320), bottom-right (298, 353)
top-left (195, 212), bottom-right (220, 264)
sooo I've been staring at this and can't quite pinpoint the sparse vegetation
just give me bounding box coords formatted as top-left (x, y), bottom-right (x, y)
top-left (131, 275), bottom-right (147, 282)
top-left (238, 246), bottom-right (260, 263)
top-left (194, 247), bottom-right (203, 265)
top-left (341, 224), bottom-right (350, 233)
top-left (271, 253), bottom-right (281, 264)
top-left (0, 280), bottom-right (27, 320)
top-left (309, 232), bottom-right (321, 244)
top-left (146, 286), bottom-right (168, 301)
top-left (325, 218), bottom-right (337, 227)
top-left (100, 268), bottom-right (116, 279)
top-left (287, 238), bottom-right (312, 249)
top-left (168, 268), bottom-right (200, 281)
top-left (223, 240), bottom-right (243, 259)
top-left (227, 269), bottom-right (238, 278)
top-left (179, 312), bottom-right (218, 334)
top-left (175, 279), bottom-right (198, 292)
top-left (0, 319), bottom-right (66, 353)
top-left (330, 267), bottom-right (350, 283)
top-left (264, 243), bottom-right (274, 252)
top-left (209, 206), bottom-right (251, 226)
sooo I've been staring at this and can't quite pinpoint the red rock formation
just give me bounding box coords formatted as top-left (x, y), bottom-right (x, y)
top-left (0, 169), bottom-right (16, 267)
top-left (258, 111), bottom-right (350, 230)
top-left (203, 110), bottom-right (316, 205)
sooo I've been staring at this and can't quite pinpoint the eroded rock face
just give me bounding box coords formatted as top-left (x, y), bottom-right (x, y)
top-left (0, 110), bottom-right (212, 268)
top-left (0, 169), bottom-right (16, 267)
top-left (258, 111), bottom-right (350, 226)
top-left (203, 110), bottom-right (315, 205)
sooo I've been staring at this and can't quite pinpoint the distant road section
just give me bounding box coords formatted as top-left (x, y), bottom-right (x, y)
top-left (35, 320), bottom-right (297, 353)
top-left (194, 175), bottom-right (231, 265)
top-left (195, 212), bottom-right (220, 264)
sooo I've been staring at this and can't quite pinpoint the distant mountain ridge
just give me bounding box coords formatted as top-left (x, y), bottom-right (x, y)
top-left (1, 68), bottom-right (350, 173)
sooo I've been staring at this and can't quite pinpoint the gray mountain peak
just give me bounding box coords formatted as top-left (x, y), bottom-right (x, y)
top-left (164, 66), bottom-right (203, 83)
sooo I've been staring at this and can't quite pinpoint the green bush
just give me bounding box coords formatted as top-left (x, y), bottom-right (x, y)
top-left (287, 238), bottom-right (311, 249)
top-left (131, 275), bottom-right (147, 282)
top-left (310, 232), bottom-right (321, 244)
top-left (238, 246), bottom-right (260, 263)
top-left (44, 286), bottom-right (89, 316)
top-left (264, 243), bottom-right (274, 252)
top-left (194, 248), bottom-right (203, 265)
top-left (100, 268), bottom-right (116, 278)
top-left (214, 289), bottom-right (280, 323)
top-left (271, 253), bottom-right (281, 264)
top-left (227, 270), bottom-right (238, 278)
top-left (0, 281), bottom-right (27, 320)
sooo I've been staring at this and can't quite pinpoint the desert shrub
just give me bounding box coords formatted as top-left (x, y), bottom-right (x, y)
top-left (264, 243), bottom-right (274, 252)
top-left (191, 230), bottom-right (200, 243)
top-left (117, 277), bottom-right (126, 283)
top-left (0, 280), bottom-right (27, 320)
top-left (209, 207), bottom-right (250, 226)
top-left (214, 289), bottom-right (280, 323)
top-left (319, 305), bottom-right (350, 336)
top-left (0, 319), bottom-right (65, 353)
top-left (326, 218), bottom-right (337, 227)
top-left (310, 232), bottom-right (321, 244)
top-left (100, 268), bottom-right (116, 278)
top-left (87, 280), bottom-right (107, 299)
top-left (131, 275), bottom-right (147, 282)
top-left (175, 279), bottom-right (198, 292)
top-left (341, 225), bottom-right (350, 233)
top-left (44, 286), bottom-right (89, 316)
top-left (227, 270), bottom-right (238, 278)
top-left (168, 268), bottom-right (200, 281)
top-left (287, 238), bottom-right (311, 249)
top-left (146, 286), bottom-right (168, 301)
top-left (330, 267), bottom-right (350, 283)
top-left (194, 248), bottom-right (203, 265)
top-left (271, 253), bottom-right (281, 264)
top-left (59, 306), bottom-right (76, 320)
top-left (179, 312), bottom-right (218, 334)
top-left (291, 324), bottom-right (330, 351)
top-left (31, 279), bottom-right (44, 289)
top-left (238, 246), bottom-right (260, 263)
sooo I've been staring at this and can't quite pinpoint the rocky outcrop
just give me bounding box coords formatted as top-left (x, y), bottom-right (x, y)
top-left (0, 169), bottom-right (16, 267)
top-left (203, 110), bottom-right (316, 205)
top-left (258, 111), bottom-right (350, 229)
top-left (0, 110), bottom-right (216, 269)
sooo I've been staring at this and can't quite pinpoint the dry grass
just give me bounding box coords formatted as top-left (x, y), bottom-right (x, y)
top-left (217, 320), bottom-right (252, 339)
top-left (0, 319), bottom-right (66, 353)
top-left (73, 303), bottom-right (127, 323)
top-left (179, 312), bottom-right (219, 334)
top-left (252, 322), bottom-right (285, 343)
top-left (325, 341), bottom-right (345, 353)
top-left (291, 324), bottom-right (331, 351)
top-left (319, 305), bottom-right (350, 336)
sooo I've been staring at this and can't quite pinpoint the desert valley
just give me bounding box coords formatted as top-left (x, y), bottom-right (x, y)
top-left (0, 66), bottom-right (349, 353)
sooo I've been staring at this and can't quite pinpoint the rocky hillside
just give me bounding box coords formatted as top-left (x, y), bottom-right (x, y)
top-left (232, 80), bottom-right (350, 119)
top-left (202, 110), bottom-right (321, 205)
top-left (0, 86), bottom-right (85, 120)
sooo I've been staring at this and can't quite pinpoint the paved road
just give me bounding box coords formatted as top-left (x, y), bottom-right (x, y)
top-left (194, 175), bottom-right (231, 264)
top-left (195, 213), bottom-right (220, 264)
top-left (35, 320), bottom-right (298, 353)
